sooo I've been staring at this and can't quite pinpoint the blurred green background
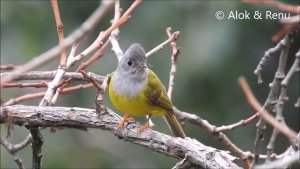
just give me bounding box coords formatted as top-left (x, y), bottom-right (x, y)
top-left (1, 0), bottom-right (299, 168)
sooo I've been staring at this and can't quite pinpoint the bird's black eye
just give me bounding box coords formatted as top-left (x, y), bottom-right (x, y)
top-left (127, 61), bottom-right (132, 66)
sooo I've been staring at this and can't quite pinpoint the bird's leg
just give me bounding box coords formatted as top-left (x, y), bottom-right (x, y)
top-left (117, 113), bottom-right (135, 129)
top-left (138, 114), bottom-right (153, 133)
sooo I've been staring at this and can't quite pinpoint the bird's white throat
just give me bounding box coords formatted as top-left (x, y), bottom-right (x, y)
top-left (112, 69), bottom-right (148, 97)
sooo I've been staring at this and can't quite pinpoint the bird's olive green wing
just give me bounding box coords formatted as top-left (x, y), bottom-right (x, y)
top-left (145, 69), bottom-right (173, 112)
top-left (107, 72), bottom-right (112, 85)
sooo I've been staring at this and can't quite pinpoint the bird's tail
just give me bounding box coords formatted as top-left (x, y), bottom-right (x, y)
top-left (163, 111), bottom-right (186, 138)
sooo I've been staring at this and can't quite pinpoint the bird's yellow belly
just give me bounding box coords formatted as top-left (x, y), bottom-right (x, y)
top-left (109, 85), bottom-right (165, 116)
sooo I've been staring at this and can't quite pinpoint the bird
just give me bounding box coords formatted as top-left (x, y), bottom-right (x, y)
top-left (108, 43), bottom-right (186, 138)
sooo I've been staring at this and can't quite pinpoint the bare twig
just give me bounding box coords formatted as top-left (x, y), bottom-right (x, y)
top-left (109, 0), bottom-right (123, 61)
top-left (79, 70), bottom-right (102, 90)
top-left (214, 113), bottom-right (259, 133)
top-left (3, 92), bottom-right (46, 106)
top-left (254, 34), bottom-right (291, 83)
top-left (166, 27), bottom-right (181, 99)
top-left (281, 49), bottom-right (300, 86)
top-left (146, 31), bottom-right (180, 58)
top-left (77, 40), bottom-right (110, 71)
top-left (2, 81), bottom-right (48, 88)
top-left (50, 0), bottom-right (67, 66)
top-left (251, 32), bottom-right (294, 165)
top-left (0, 105), bottom-right (239, 168)
top-left (266, 49), bottom-right (299, 160)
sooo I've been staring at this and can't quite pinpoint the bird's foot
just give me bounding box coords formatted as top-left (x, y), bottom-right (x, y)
top-left (138, 121), bottom-right (153, 133)
top-left (117, 114), bottom-right (135, 129)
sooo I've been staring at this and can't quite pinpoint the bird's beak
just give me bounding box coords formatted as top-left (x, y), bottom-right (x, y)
top-left (138, 63), bottom-right (148, 69)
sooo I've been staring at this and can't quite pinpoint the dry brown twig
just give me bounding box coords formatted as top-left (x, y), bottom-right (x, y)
top-left (2, 81), bottom-right (48, 88)
top-left (50, 0), bottom-right (67, 66)
top-left (79, 70), bottom-right (102, 91)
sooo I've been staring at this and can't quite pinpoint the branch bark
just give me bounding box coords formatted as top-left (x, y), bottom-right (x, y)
top-left (0, 105), bottom-right (239, 169)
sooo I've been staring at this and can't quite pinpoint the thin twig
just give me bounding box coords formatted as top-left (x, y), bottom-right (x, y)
top-left (146, 31), bottom-right (180, 58)
top-left (252, 32), bottom-right (294, 165)
top-left (3, 92), bottom-right (46, 106)
top-left (254, 34), bottom-right (290, 83)
top-left (266, 50), bottom-right (298, 161)
top-left (77, 40), bottom-right (110, 71)
top-left (50, 0), bottom-right (67, 67)
top-left (79, 70), bottom-right (102, 90)
top-left (2, 81), bottom-right (48, 88)
top-left (214, 113), bottom-right (259, 133)
top-left (109, 0), bottom-right (123, 61)
top-left (166, 27), bottom-right (181, 99)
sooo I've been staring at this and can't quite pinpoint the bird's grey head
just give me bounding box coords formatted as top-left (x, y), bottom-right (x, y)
top-left (117, 43), bottom-right (148, 75)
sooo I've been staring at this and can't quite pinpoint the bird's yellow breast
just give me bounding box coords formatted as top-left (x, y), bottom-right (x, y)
top-left (108, 70), bottom-right (166, 116)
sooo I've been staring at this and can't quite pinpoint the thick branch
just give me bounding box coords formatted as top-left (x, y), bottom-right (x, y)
top-left (0, 105), bottom-right (239, 169)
